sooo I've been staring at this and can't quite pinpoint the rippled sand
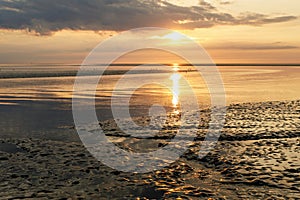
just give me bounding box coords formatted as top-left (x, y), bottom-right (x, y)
top-left (0, 100), bottom-right (299, 199)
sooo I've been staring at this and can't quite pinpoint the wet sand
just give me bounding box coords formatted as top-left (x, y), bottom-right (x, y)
top-left (0, 100), bottom-right (299, 199)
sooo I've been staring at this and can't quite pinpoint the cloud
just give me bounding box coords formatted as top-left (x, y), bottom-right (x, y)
top-left (0, 0), bottom-right (297, 35)
top-left (208, 42), bottom-right (299, 50)
top-left (236, 13), bottom-right (297, 25)
top-left (217, 0), bottom-right (234, 5)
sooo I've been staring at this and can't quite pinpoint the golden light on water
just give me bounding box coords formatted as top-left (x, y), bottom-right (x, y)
top-left (170, 72), bottom-right (181, 108)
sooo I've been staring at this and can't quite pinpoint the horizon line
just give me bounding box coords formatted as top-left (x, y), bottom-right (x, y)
top-left (1, 63), bottom-right (300, 66)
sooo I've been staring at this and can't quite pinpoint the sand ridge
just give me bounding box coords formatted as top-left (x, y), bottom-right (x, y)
top-left (0, 100), bottom-right (299, 199)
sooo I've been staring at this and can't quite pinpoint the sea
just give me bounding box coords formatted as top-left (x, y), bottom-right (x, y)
top-left (0, 64), bottom-right (299, 141)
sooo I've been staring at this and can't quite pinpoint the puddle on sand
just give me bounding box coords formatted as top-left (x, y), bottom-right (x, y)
top-left (0, 143), bottom-right (26, 153)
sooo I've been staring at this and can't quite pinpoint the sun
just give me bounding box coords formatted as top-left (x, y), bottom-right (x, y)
top-left (163, 32), bottom-right (185, 41)
top-left (172, 63), bottom-right (180, 72)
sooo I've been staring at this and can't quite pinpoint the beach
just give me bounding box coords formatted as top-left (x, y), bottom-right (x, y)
top-left (0, 65), bottom-right (299, 199)
top-left (0, 99), bottom-right (299, 199)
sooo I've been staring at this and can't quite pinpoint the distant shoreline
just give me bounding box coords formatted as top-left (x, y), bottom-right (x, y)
top-left (1, 63), bottom-right (300, 67)
top-left (0, 64), bottom-right (299, 79)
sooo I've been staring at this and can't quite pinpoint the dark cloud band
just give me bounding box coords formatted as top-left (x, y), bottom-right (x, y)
top-left (0, 0), bottom-right (297, 35)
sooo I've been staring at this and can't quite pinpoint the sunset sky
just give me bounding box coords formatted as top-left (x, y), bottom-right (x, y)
top-left (0, 0), bottom-right (299, 64)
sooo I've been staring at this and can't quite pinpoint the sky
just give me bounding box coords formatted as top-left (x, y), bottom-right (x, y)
top-left (0, 0), bottom-right (299, 64)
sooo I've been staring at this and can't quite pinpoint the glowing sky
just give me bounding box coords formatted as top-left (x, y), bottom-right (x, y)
top-left (0, 0), bottom-right (299, 64)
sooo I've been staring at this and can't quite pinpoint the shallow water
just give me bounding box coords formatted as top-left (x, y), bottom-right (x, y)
top-left (0, 65), bottom-right (299, 104)
top-left (0, 65), bottom-right (299, 140)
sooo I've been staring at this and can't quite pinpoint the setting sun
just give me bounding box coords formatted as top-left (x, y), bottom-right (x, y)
top-left (164, 32), bottom-right (185, 41)
top-left (172, 63), bottom-right (180, 72)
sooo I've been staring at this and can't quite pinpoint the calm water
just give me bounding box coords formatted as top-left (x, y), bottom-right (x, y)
top-left (0, 65), bottom-right (299, 141)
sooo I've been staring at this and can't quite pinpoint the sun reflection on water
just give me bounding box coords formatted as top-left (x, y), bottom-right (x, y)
top-left (170, 72), bottom-right (181, 108)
